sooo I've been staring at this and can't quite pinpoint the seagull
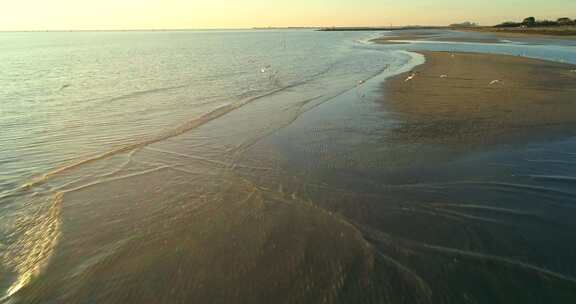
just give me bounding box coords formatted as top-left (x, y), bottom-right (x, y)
top-left (358, 80), bottom-right (365, 85)
top-left (489, 80), bottom-right (501, 85)
top-left (260, 65), bottom-right (271, 73)
top-left (405, 72), bottom-right (418, 82)
top-left (440, 74), bottom-right (448, 78)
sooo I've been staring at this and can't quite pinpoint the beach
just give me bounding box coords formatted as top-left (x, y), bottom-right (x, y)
top-left (3, 30), bottom-right (576, 304)
top-left (384, 51), bottom-right (576, 145)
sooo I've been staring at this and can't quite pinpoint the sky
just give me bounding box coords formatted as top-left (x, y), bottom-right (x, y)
top-left (1, 0), bottom-right (575, 31)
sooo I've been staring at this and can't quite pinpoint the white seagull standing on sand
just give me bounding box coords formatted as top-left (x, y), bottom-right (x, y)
top-left (489, 80), bottom-right (501, 85)
top-left (405, 72), bottom-right (417, 82)
top-left (440, 74), bottom-right (448, 78)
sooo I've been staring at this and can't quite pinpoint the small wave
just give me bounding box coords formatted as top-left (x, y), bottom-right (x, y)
top-left (15, 77), bottom-right (332, 194)
top-left (144, 147), bottom-right (230, 167)
top-left (430, 203), bottom-right (533, 216)
top-left (63, 166), bottom-right (172, 194)
top-left (410, 239), bottom-right (576, 286)
top-left (373, 250), bottom-right (433, 300)
top-left (429, 203), bottom-right (569, 228)
top-left (419, 204), bottom-right (504, 225)
top-left (525, 159), bottom-right (576, 165)
top-left (384, 50), bottom-right (426, 77)
top-left (355, 32), bottom-right (389, 45)
top-left (361, 223), bottom-right (576, 286)
top-left (526, 175), bottom-right (576, 183)
top-left (443, 181), bottom-right (575, 199)
top-left (1, 192), bottom-right (62, 300)
top-left (103, 84), bottom-right (190, 104)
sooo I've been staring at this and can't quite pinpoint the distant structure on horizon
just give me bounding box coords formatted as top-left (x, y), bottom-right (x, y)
top-left (318, 26), bottom-right (444, 32)
top-left (449, 21), bottom-right (479, 28)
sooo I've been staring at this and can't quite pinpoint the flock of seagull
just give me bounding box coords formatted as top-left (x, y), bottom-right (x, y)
top-left (401, 53), bottom-right (576, 86)
top-left (256, 53), bottom-right (575, 94)
top-left (403, 71), bottom-right (503, 85)
top-left (402, 53), bottom-right (504, 86)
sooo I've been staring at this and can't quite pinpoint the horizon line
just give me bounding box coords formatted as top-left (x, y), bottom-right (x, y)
top-left (0, 25), bottom-right (466, 33)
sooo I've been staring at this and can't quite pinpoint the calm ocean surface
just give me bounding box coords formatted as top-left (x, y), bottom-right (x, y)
top-left (0, 30), bottom-right (409, 190)
top-left (1, 29), bottom-right (576, 303)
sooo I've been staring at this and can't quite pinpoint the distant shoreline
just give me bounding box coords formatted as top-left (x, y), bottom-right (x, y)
top-left (463, 26), bottom-right (576, 37)
top-left (318, 26), bottom-right (445, 32)
top-left (319, 25), bottom-right (576, 37)
top-left (3, 25), bottom-right (574, 38)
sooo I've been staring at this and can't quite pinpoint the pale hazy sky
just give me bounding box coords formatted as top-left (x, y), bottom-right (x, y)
top-left (1, 0), bottom-right (575, 30)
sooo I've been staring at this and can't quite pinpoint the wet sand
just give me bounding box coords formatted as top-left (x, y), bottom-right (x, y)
top-left (372, 34), bottom-right (435, 44)
top-left (372, 31), bottom-right (503, 44)
top-left (384, 51), bottom-right (576, 145)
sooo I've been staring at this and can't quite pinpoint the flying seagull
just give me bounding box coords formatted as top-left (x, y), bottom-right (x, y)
top-left (59, 84), bottom-right (71, 91)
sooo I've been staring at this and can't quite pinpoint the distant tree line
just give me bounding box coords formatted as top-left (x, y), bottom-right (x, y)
top-left (496, 17), bottom-right (575, 28)
top-left (449, 21), bottom-right (479, 28)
